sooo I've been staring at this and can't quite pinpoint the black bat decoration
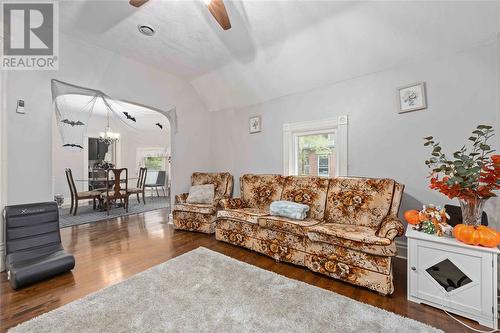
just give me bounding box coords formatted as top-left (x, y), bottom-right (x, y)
top-left (61, 119), bottom-right (85, 126)
top-left (123, 112), bottom-right (136, 122)
top-left (155, 123), bottom-right (163, 129)
top-left (63, 144), bottom-right (83, 149)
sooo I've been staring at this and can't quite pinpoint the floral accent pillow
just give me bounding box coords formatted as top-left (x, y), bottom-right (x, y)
top-left (186, 184), bottom-right (215, 204)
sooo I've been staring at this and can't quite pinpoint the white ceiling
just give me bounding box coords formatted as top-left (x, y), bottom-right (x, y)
top-left (59, 0), bottom-right (361, 78)
top-left (59, 1), bottom-right (500, 111)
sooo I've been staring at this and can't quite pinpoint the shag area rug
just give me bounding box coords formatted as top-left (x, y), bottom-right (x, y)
top-left (9, 248), bottom-right (441, 333)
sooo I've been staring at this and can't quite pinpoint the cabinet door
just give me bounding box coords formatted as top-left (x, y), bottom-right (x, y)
top-left (413, 240), bottom-right (493, 318)
top-left (408, 240), bottom-right (419, 299)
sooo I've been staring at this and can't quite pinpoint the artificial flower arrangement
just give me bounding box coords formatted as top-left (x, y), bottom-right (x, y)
top-left (406, 125), bottom-right (500, 248)
top-left (404, 204), bottom-right (453, 236)
top-left (424, 125), bottom-right (499, 207)
top-left (404, 204), bottom-right (500, 247)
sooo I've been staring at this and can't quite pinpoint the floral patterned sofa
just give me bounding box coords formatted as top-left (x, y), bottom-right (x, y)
top-left (215, 174), bottom-right (405, 295)
top-left (173, 172), bottom-right (233, 234)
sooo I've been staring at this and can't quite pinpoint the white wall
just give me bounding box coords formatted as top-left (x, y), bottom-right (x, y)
top-left (0, 62), bottom-right (7, 271)
top-left (1, 34), bottom-right (213, 270)
top-left (191, 1), bottom-right (500, 113)
top-left (209, 41), bottom-right (500, 235)
top-left (5, 33), bottom-right (211, 205)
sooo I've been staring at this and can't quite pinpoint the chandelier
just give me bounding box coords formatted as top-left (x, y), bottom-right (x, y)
top-left (99, 108), bottom-right (120, 145)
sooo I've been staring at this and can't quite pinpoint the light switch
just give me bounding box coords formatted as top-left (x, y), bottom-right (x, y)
top-left (16, 100), bottom-right (25, 114)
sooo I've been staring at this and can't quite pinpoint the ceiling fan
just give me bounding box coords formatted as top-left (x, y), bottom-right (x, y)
top-left (129, 0), bottom-right (231, 30)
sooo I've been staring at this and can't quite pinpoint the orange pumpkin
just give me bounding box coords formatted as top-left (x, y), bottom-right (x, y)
top-left (453, 224), bottom-right (500, 248)
top-left (404, 210), bottom-right (420, 225)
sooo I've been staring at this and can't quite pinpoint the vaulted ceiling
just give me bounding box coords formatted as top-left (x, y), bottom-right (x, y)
top-left (60, 0), bottom-right (350, 78)
top-left (60, 1), bottom-right (500, 111)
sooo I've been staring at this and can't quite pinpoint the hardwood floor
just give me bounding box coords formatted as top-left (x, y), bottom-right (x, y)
top-left (0, 208), bottom-right (490, 332)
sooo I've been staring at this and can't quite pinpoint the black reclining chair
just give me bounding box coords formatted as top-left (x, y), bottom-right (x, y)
top-left (5, 202), bottom-right (75, 290)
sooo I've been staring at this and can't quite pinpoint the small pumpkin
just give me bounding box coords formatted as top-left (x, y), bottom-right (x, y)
top-left (453, 224), bottom-right (500, 248)
top-left (404, 210), bottom-right (420, 225)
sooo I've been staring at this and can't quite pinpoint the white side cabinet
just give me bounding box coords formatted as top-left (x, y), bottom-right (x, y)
top-left (406, 227), bottom-right (498, 329)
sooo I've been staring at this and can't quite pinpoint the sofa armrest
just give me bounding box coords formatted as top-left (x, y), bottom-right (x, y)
top-left (219, 198), bottom-right (246, 210)
top-left (175, 193), bottom-right (189, 204)
top-left (376, 216), bottom-right (405, 240)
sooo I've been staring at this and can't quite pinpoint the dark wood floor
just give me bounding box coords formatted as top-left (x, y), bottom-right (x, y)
top-left (0, 208), bottom-right (489, 332)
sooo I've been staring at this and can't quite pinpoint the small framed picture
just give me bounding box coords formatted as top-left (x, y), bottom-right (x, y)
top-left (397, 82), bottom-right (427, 113)
top-left (249, 115), bottom-right (261, 134)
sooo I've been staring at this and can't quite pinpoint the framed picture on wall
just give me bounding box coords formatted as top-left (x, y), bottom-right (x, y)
top-left (397, 82), bottom-right (427, 113)
top-left (249, 115), bottom-right (262, 134)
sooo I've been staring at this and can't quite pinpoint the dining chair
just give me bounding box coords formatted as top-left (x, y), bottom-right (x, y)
top-left (65, 168), bottom-right (101, 216)
top-left (90, 169), bottom-right (108, 192)
top-left (144, 170), bottom-right (167, 197)
top-left (102, 168), bottom-right (129, 215)
top-left (127, 167), bottom-right (147, 204)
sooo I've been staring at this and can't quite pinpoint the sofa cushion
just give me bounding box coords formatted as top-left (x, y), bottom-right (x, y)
top-left (217, 208), bottom-right (269, 224)
top-left (173, 203), bottom-right (215, 215)
top-left (258, 216), bottom-right (322, 236)
top-left (240, 174), bottom-right (286, 210)
top-left (191, 172), bottom-right (233, 200)
top-left (306, 223), bottom-right (392, 246)
top-left (281, 176), bottom-right (329, 220)
top-left (324, 177), bottom-right (395, 227)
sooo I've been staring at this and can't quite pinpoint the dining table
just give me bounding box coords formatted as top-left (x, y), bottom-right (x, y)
top-left (74, 177), bottom-right (139, 211)
top-left (75, 177), bottom-right (138, 189)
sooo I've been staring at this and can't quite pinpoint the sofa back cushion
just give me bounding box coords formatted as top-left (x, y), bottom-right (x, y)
top-left (240, 174), bottom-right (286, 210)
top-left (281, 176), bottom-right (330, 220)
top-left (191, 172), bottom-right (233, 200)
top-left (325, 177), bottom-right (395, 227)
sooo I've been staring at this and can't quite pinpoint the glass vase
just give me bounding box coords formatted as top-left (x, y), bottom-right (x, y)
top-left (458, 197), bottom-right (488, 227)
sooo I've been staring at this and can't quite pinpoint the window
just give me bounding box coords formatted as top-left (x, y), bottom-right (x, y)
top-left (297, 133), bottom-right (334, 177)
top-left (144, 156), bottom-right (164, 171)
top-left (302, 156), bottom-right (310, 175)
top-left (317, 154), bottom-right (330, 176)
top-left (283, 116), bottom-right (348, 177)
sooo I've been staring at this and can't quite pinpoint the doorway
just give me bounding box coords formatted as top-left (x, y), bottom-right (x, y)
top-left (52, 95), bottom-right (172, 228)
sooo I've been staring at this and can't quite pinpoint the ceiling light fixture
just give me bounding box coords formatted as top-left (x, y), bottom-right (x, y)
top-left (99, 109), bottom-right (120, 145)
top-left (137, 24), bottom-right (155, 36)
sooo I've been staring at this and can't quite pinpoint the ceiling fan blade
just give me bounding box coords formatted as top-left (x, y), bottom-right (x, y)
top-left (129, 0), bottom-right (149, 8)
top-left (207, 0), bottom-right (231, 30)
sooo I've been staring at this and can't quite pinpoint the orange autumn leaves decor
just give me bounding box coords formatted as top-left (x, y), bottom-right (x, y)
top-left (424, 125), bottom-right (500, 201)
top-left (453, 224), bottom-right (500, 248)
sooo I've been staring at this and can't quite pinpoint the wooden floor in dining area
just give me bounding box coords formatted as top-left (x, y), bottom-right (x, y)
top-left (0, 208), bottom-right (488, 332)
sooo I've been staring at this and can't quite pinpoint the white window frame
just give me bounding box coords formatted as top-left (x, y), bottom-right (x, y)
top-left (283, 115), bottom-right (348, 176)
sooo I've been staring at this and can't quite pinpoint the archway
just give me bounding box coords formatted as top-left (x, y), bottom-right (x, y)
top-left (51, 79), bottom-right (175, 226)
